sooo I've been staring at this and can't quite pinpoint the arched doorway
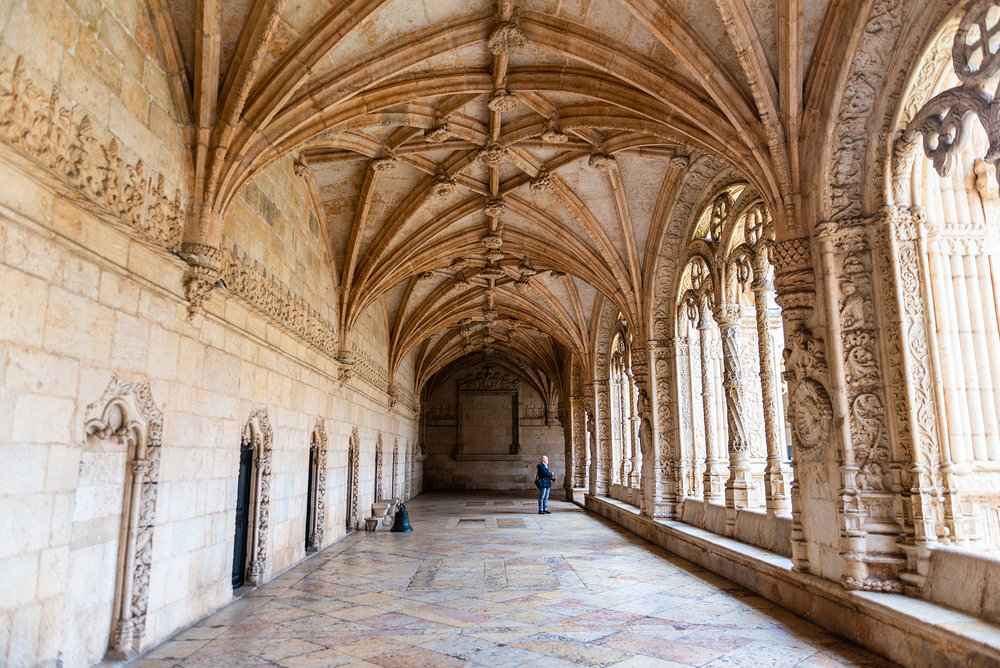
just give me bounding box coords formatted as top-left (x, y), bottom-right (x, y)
top-left (233, 408), bottom-right (272, 588)
top-left (346, 427), bottom-right (360, 530)
top-left (306, 420), bottom-right (328, 552)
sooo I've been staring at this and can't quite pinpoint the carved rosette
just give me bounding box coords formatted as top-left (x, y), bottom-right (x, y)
top-left (529, 168), bottom-right (554, 193)
top-left (84, 377), bottom-right (163, 655)
top-left (588, 152), bottom-right (615, 172)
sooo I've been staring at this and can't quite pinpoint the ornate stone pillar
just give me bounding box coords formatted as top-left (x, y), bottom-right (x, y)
top-left (649, 337), bottom-right (678, 517)
top-left (698, 298), bottom-right (726, 503)
top-left (773, 235), bottom-right (824, 573)
top-left (594, 379), bottom-right (613, 495)
top-left (569, 394), bottom-right (588, 489)
top-left (715, 302), bottom-right (754, 531)
top-left (631, 343), bottom-right (656, 516)
top-left (751, 249), bottom-right (792, 516)
top-left (584, 383), bottom-right (595, 494)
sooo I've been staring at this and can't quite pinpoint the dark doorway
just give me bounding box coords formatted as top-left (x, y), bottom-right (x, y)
top-left (346, 438), bottom-right (357, 530)
top-left (232, 442), bottom-right (253, 589)
top-left (306, 444), bottom-right (317, 550)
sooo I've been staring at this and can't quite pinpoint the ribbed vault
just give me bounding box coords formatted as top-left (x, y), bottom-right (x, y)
top-left (154, 0), bottom-right (832, 392)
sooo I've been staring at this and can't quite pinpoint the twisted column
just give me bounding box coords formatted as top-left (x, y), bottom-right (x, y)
top-left (715, 302), bottom-right (754, 531)
top-left (751, 250), bottom-right (792, 515)
top-left (699, 298), bottom-right (725, 503)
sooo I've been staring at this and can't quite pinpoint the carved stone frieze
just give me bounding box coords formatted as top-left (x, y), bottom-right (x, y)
top-left (783, 325), bottom-right (833, 453)
top-left (833, 223), bottom-right (893, 491)
top-left (0, 57), bottom-right (185, 249)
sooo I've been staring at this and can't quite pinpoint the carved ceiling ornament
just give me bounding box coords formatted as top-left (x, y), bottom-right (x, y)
top-left (488, 9), bottom-right (526, 55)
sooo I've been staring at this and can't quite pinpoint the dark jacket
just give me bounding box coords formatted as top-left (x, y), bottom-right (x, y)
top-left (536, 461), bottom-right (555, 489)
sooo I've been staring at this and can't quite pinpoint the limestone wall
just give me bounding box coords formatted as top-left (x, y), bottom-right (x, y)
top-left (0, 158), bottom-right (418, 667)
top-left (421, 361), bottom-right (565, 491)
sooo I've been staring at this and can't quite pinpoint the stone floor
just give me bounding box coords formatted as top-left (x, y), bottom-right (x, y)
top-left (133, 493), bottom-right (894, 667)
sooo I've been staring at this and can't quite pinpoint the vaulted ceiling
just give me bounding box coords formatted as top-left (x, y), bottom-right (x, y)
top-left (150, 0), bottom-right (832, 389)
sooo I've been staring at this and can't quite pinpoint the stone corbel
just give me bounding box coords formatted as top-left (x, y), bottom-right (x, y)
top-left (178, 242), bottom-right (222, 320)
top-left (336, 350), bottom-right (355, 384)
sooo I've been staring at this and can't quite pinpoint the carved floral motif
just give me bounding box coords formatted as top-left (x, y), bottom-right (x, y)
top-left (0, 56), bottom-right (184, 248)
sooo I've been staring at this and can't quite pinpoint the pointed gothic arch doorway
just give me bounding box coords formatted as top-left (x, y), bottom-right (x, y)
top-left (346, 428), bottom-right (360, 530)
top-left (232, 408), bottom-right (272, 589)
top-left (306, 420), bottom-right (328, 552)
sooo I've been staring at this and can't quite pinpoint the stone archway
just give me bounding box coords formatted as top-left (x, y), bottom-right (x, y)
top-left (240, 408), bottom-right (272, 586)
top-left (347, 427), bottom-right (360, 530)
top-left (81, 376), bottom-right (163, 659)
top-left (306, 420), bottom-right (328, 552)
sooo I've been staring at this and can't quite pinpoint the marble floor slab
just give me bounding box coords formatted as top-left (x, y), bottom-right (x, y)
top-left (132, 493), bottom-right (895, 667)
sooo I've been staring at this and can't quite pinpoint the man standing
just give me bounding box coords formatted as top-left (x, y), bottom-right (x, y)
top-left (536, 455), bottom-right (555, 514)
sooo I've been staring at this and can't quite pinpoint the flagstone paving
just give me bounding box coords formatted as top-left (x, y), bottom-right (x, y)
top-left (132, 493), bottom-right (894, 667)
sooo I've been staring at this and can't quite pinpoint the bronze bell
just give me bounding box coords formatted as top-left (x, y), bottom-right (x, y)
top-left (391, 502), bottom-right (413, 532)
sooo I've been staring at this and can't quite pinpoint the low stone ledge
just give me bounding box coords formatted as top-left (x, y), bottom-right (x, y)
top-left (581, 494), bottom-right (1000, 667)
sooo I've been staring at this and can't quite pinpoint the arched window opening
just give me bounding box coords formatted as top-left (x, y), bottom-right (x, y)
top-left (609, 318), bottom-right (640, 491)
top-left (673, 188), bottom-right (794, 525)
top-left (893, 1), bottom-right (1000, 553)
top-left (233, 408), bottom-right (272, 589)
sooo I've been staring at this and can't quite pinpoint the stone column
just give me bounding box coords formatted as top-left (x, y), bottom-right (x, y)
top-left (594, 379), bottom-right (613, 495)
top-left (570, 394), bottom-right (588, 488)
top-left (752, 249), bottom-right (792, 515)
top-left (773, 235), bottom-right (823, 573)
top-left (715, 302), bottom-right (754, 531)
top-left (584, 383), bottom-right (596, 494)
top-left (698, 298), bottom-right (726, 503)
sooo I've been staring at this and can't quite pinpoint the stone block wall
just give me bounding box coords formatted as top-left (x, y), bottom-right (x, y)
top-left (0, 157), bottom-right (418, 667)
top-left (421, 361), bottom-right (565, 491)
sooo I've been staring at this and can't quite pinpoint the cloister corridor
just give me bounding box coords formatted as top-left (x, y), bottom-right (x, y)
top-left (131, 494), bottom-right (890, 668)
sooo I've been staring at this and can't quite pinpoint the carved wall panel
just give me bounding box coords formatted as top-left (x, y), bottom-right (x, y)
top-left (347, 428), bottom-right (360, 529)
top-left (375, 433), bottom-right (384, 501)
top-left (82, 377), bottom-right (163, 657)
